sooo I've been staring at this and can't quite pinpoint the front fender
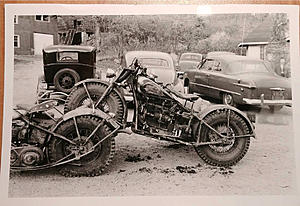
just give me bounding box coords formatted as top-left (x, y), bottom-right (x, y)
top-left (73, 78), bottom-right (127, 126)
top-left (74, 78), bottom-right (126, 106)
top-left (198, 104), bottom-right (255, 137)
top-left (51, 107), bottom-right (120, 132)
top-left (74, 78), bottom-right (109, 87)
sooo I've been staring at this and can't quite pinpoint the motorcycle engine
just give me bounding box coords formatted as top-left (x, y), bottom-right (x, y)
top-left (11, 119), bottom-right (47, 167)
top-left (139, 94), bottom-right (183, 135)
top-left (11, 146), bottom-right (44, 167)
top-left (136, 76), bottom-right (191, 138)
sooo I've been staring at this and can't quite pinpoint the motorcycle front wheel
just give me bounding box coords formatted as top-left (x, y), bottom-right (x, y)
top-left (49, 116), bottom-right (115, 177)
top-left (195, 109), bottom-right (250, 167)
top-left (64, 82), bottom-right (126, 124)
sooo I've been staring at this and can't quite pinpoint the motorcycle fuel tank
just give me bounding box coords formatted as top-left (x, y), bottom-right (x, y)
top-left (137, 76), bottom-right (167, 97)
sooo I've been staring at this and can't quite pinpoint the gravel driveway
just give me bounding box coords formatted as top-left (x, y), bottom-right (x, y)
top-left (8, 56), bottom-right (297, 197)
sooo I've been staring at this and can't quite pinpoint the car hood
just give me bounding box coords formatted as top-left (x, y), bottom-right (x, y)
top-left (147, 67), bottom-right (175, 84)
top-left (234, 73), bottom-right (291, 88)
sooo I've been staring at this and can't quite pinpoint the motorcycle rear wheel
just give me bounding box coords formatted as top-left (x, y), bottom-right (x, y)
top-left (194, 109), bottom-right (250, 167)
top-left (49, 116), bottom-right (115, 177)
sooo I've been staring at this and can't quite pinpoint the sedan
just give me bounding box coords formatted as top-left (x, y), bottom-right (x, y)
top-left (183, 54), bottom-right (292, 110)
top-left (178, 52), bottom-right (203, 72)
top-left (122, 51), bottom-right (184, 101)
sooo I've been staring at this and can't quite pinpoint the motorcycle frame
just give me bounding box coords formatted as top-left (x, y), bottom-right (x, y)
top-left (80, 63), bottom-right (255, 146)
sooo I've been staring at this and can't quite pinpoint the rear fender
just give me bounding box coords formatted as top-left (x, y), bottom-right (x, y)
top-left (197, 104), bottom-right (255, 137)
top-left (51, 107), bottom-right (120, 132)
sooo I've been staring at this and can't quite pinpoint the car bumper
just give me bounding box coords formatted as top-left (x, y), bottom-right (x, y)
top-left (243, 95), bottom-right (292, 106)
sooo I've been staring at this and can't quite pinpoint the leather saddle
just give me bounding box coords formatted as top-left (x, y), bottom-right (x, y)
top-left (167, 86), bottom-right (199, 102)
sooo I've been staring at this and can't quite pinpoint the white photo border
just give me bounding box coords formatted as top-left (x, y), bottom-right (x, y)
top-left (2, 4), bottom-right (300, 206)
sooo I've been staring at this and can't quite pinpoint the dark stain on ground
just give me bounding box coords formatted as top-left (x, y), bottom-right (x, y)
top-left (124, 154), bottom-right (153, 162)
top-left (209, 166), bottom-right (235, 177)
top-left (139, 167), bottom-right (152, 173)
top-left (176, 166), bottom-right (197, 174)
top-left (125, 154), bottom-right (144, 162)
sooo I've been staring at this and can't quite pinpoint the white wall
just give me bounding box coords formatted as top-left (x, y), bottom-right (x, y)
top-left (246, 45), bottom-right (261, 59)
top-left (33, 33), bottom-right (54, 55)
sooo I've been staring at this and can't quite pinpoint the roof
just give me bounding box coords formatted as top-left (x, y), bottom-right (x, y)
top-left (180, 52), bottom-right (202, 56)
top-left (125, 51), bottom-right (174, 66)
top-left (206, 51), bottom-right (236, 58)
top-left (238, 17), bottom-right (273, 47)
top-left (208, 54), bottom-right (263, 64)
top-left (43, 45), bottom-right (96, 53)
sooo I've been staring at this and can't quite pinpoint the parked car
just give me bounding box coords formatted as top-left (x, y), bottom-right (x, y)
top-left (183, 54), bottom-right (292, 110)
top-left (37, 45), bottom-right (99, 95)
top-left (120, 51), bottom-right (184, 101)
top-left (178, 52), bottom-right (203, 72)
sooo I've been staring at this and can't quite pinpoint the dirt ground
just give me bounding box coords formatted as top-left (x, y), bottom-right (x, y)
top-left (7, 56), bottom-right (297, 197)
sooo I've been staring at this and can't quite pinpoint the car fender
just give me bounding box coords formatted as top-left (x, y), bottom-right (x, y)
top-left (51, 107), bottom-right (120, 132)
top-left (197, 104), bottom-right (255, 137)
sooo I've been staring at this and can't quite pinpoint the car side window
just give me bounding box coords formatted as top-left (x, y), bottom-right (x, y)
top-left (201, 59), bottom-right (214, 71)
top-left (212, 60), bottom-right (222, 72)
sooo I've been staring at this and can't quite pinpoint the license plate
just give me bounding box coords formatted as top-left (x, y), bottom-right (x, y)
top-left (270, 88), bottom-right (285, 100)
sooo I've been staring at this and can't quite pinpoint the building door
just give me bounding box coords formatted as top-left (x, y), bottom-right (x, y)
top-left (246, 46), bottom-right (260, 59)
top-left (33, 33), bottom-right (54, 55)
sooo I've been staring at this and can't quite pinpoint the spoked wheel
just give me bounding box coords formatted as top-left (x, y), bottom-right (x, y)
top-left (64, 82), bottom-right (126, 125)
top-left (53, 68), bottom-right (80, 93)
top-left (194, 109), bottom-right (250, 167)
top-left (222, 93), bottom-right (236, 107)
top-left (49, 116), bottom-right (115, 177)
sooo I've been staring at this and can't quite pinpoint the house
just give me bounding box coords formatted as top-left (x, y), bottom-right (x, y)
top-left (238, 17), bottom-right (273, 60)
top-left (238, 17), bottom-right (290, 77)
top-left (14, 15), bottom-right (58, 55)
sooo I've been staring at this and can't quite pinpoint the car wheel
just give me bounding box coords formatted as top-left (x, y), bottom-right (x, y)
top-left (222, 93), bottom-right (236, 107)
top-left (53, 68), bottom-right (80, 93)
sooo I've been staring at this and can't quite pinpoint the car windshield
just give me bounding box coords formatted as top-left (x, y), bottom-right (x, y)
top-left (226, 60), bottom-right (270, 74)
top-left (180, 54), bottom-right (202, 62)
top-left (139, 58), bottom-right (170, 68)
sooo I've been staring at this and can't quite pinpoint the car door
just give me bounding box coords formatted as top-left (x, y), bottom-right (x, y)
top-left (191, 59), bottom-right (213, 96)
top-left (207, 60), bottom-right (241, 100)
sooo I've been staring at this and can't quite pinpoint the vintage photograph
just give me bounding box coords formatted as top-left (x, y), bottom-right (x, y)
top-left (1, 4), bottom-right (299, 203)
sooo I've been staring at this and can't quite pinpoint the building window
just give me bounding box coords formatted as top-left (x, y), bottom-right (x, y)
top-left (14, 15), bottom-right (18, 24)
top-left (260, 45), bottom-right (265, 60)
top-left (14, 35), bottom-right (20, 48)
top-left (35, 15), bottom-right (50, 22)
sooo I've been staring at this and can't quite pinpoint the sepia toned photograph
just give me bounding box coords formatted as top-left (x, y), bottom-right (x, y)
top-left (1, 4), bottom-right (299, 205)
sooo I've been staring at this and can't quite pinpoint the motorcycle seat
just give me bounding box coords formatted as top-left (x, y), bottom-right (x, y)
top-left (15, 104), bottom-right (35, 112)
top-left (15, 100), bottom-right (58, 113)
top-left (168, 88), bottom-right (199, 102)
top-left (176, 93), bottom-right (199, 102)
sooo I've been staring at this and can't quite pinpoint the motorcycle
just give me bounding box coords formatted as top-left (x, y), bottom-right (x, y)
top-left (61, 58), bottom-right (256, 176)
top-left (11, 98), bottom-right (120, 177)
